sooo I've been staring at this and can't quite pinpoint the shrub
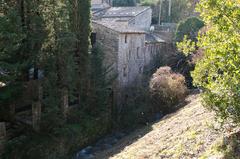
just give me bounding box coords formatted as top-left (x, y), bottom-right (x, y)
top-left (149, 66), bottom-right (188, 113)
top-left (191, 1), bottom-right (240, 124)
top-left (175, 17), bottom-right (204, 42)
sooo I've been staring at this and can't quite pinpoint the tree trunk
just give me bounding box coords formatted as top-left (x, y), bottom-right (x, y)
top-left (0, 122), bottom-right (6, 155)
top-left (32, 83), bottom-right (42, 132)
top-left (61, 88), bottom-right (69, 118)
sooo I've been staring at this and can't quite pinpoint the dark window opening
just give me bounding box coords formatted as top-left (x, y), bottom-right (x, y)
top-left (125, 35), bottom-right (127, 43)
top-left (139, 67), bottom-right (142, 73)
top-left (91, 33), bottom-right (97, 45)
top-left (123, 66), bottom-right (127, 77)
top-left (137, 47), bottom-right (140, 58)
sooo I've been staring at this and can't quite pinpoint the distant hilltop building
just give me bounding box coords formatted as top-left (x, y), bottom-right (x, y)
top-left (91, 1), bottom-right (167, 105)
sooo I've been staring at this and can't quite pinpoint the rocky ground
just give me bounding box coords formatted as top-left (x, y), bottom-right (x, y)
top-left (76, 94), bottom-right (240, 159)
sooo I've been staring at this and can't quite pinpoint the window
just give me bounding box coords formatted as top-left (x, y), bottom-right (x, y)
top-left (90, 33), bottom-right (97, 45)
top-left (129, 50), bottom-right (131, 60)
top-left (123, 66), bottom-right (127, 77)
top-left (125, 35), bottom-right (127, 43)
top-left (137, 47), bottom-right (140, 58)
top-left (150, 46), bottom-right (153, 55)
top-left (139, 67), bottom-right (143, 73)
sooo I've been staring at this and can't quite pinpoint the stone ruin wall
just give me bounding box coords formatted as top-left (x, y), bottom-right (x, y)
top-left (144, 42), bottom-right (166, 70)
top-left (128, 8), bottom-right (152, 31)
top-left (92, 21), bottom-right (171, 108)
top-left (92, 22), bottom-right (119, 87)
top-left (117, 33), bottom-right (146, 88)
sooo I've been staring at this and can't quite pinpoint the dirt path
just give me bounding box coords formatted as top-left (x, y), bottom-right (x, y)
top-left (93, 94), bottom-right (239, 159)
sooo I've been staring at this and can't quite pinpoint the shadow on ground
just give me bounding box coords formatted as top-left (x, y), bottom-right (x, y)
top-left (220, 131), bottom-right (240, 159)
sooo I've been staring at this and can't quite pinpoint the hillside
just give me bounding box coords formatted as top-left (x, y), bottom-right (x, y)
top-left (93, 94), bottom-right (240, 159)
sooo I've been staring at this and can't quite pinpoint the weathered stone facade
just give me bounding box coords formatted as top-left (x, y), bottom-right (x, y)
top-left (92, 3), bottom-right (166, 106)
top-left (128, 8), bottom-right (152, 30)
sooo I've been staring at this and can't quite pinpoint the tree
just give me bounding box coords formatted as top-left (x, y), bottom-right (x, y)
top-left (0, 0), bottom-right (46, 122)
top-left (182, 0), bottom-right (240, 123)
top-left (113, 0), bottom-right (136, 6)
top-left (69, 0), bottom-right (91, 105)
top-left (140, 0), bottom-right (198, 23)
top-left (175, 17), bottom-right (204, 42)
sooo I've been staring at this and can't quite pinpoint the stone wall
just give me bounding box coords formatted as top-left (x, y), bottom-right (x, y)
top-left (92, 22), bottom-right (119, 77)
top-left (93, 21), bottom-right (169, 109)
top-left (128, 8), bottom-right (152, 31)
top-left (118, 33), bottom-right (146, 88)
top-left (144, 42), bottom-right (165, 69)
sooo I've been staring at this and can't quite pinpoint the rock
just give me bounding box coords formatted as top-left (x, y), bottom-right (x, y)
top-left (84, 146), bottom-right (93, 154)
top-left (110, 138), bottom-right (119, 145)
top-left (103, 136), bottom-right (119, 145)
top-left (102, 143), bottom-right (113, 150)
top-left (75, 153), bottom-right (94, 159)
top-left (95, 139), bottom-right (106, 147)
top-left (155, 112), bottom-right (163, 121)
top-left (75, 146), bottom-right (94, 159)
top-left (114, 132), bottom-right (126, 139)
top-left (92, 146), bottom-right (102, 152)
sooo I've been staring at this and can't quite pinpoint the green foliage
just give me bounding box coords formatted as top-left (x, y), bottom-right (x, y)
top-left (140, 0), bottom-right (158, 6)
top-left (68, 0), bottom-right (92, 105)
top-left (0, 5), bottom-right (26, 103)
top-left (113, 0), bottom-right (136, 6)
top-left (177, 35), bottom-right (196, 56)
top-left (3, 115), bottom-right (110, 159)
top-left (169, 0), bottom-right (197, 23)
top-left (175, 17), bottom-right (204, 42)
top-left (191, 0), bottom-right (240, 123)
top-left (174, 17), bottom-right (204, 87)
top-left (88, 46), bottom-right (114, 115)
top-left (140, 0), bottom-right (198, 23)
top-left (1, 0), bottom-right (96, 158)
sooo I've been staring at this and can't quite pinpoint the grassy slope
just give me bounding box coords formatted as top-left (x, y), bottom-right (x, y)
top-left (94, 94), bottom-right (240, 159)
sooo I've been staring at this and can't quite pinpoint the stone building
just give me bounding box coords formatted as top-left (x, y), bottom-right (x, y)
top-left (91, 1), bottom-right (166, 105)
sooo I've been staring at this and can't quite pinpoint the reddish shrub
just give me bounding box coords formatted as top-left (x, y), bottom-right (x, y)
top-left (149, 66), bottom-right (188, 113)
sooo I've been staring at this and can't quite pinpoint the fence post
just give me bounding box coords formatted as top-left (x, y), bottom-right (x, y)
top-left (32, 84), bottom-right (42, 131)
top-left (0, 122), bottom-right (6, 155)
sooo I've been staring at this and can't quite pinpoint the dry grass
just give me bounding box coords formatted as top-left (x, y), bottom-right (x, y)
top-left (94, 94), bottom-right (239, 159)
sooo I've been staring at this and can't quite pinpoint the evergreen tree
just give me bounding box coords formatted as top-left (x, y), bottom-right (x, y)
top-left (0, 0), bottom-right (46, 120)
top-left (39, 0), bottom-right (78, 128)
top-left (70, 0), bottom-right (91, 105)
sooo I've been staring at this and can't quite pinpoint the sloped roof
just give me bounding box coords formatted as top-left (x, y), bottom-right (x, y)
top-left (93, 20), bottom-right (145, 34)
top-left (102, 6), bottom-right (150, 18)
top-left (145, 33), bottom-right (165, 43)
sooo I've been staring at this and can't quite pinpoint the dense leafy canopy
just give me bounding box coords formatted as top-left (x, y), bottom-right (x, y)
top-left (192, 0), bottom-right (240, 123)
top-left (175, 17), bottom-right (204, 42)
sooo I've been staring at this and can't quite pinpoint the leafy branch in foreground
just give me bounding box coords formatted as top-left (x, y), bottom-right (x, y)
top-left (191, 0), bottom-right (240, 123)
